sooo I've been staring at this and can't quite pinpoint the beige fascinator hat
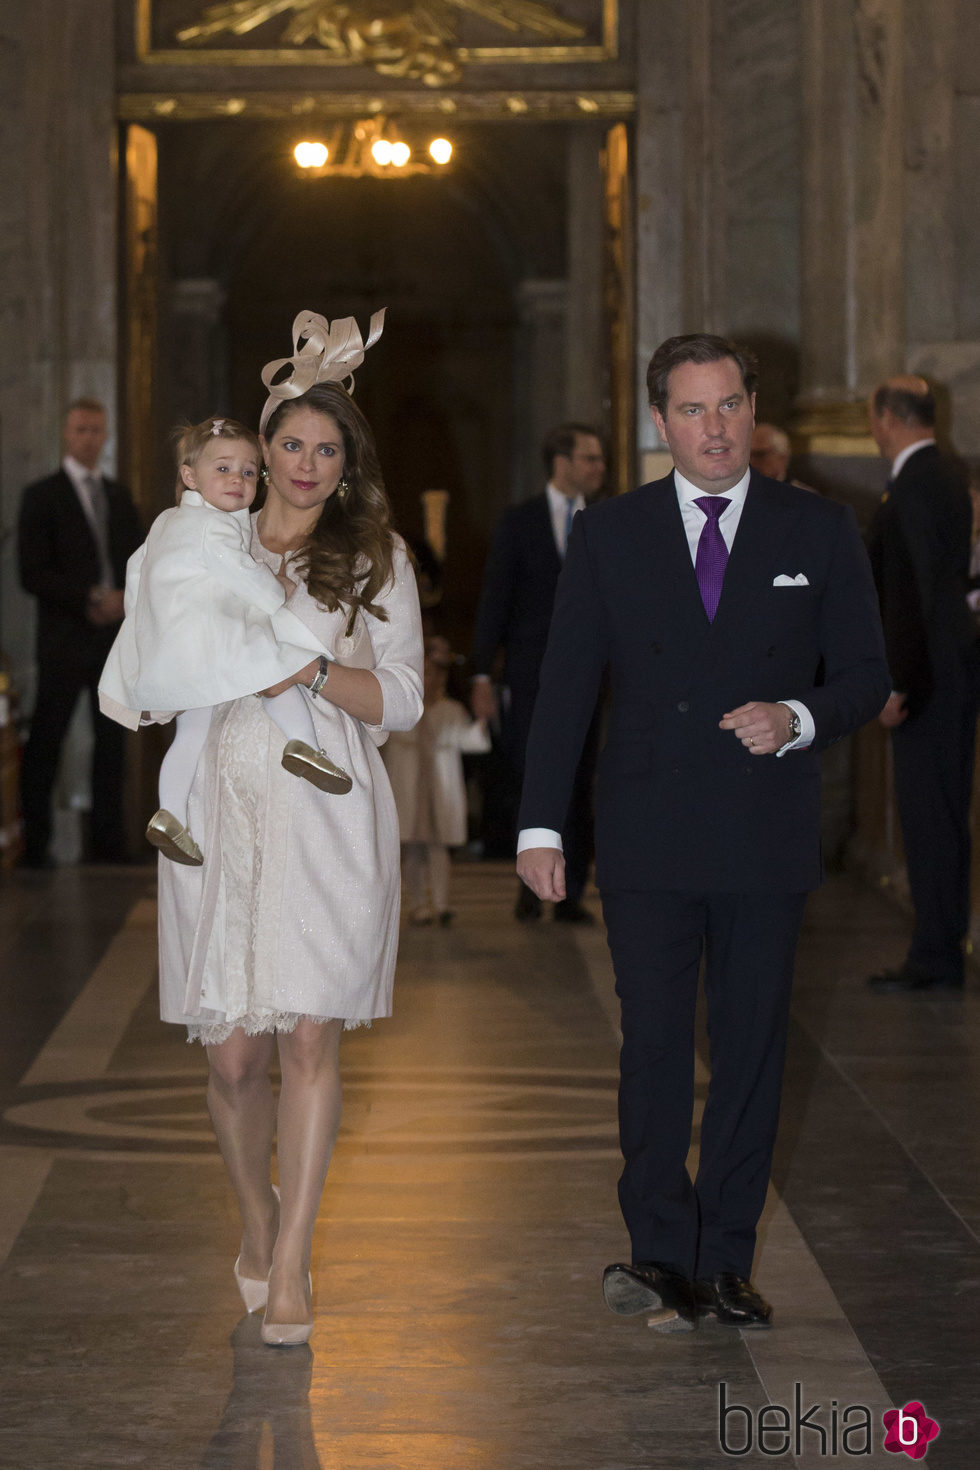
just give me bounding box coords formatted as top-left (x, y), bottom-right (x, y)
top-left (259, 308), bottom-right (386, 436)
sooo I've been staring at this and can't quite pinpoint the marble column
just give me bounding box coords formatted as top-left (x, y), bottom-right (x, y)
top-left (0, 0), bottom-right (118, 700)
top-left (565, 125), bottom-right (605, 429)
top-left (512, 280), bottom-right (567, 501)
top-left (903, 1), bottom-right (980, 458)
top-left (633, 0), bottom-right (688, 477)
top-left (795, 0), bottom-right (905, 460)
top-left (169, 278), bottom-right (229, 438)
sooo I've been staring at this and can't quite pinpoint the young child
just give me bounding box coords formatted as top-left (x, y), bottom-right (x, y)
top-left (99, 417), bottom-right (350, 866)
top-left (381, 635), bottom-right (491, 925)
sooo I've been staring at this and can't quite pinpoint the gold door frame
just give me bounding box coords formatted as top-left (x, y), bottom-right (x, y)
top-left (602, 121), bottom-right (634, 496)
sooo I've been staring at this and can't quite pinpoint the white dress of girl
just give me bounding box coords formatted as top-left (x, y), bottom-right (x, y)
top-left (99, 491), bottom-right (345, 843)
top-left (99, 489), bottom-right (336, 721)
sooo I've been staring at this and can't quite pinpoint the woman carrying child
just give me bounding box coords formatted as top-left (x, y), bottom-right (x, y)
top-left (140, 310), bottom-right (423, 1347)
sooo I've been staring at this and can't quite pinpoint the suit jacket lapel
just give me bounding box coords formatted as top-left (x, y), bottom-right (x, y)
top-left (57, 469), bottom-right (101, 561)
top-left (711, 475), bottom-right (799, 635)
top-left (635, 478), bottom-right (714, 637)
top-left (532, 493), bottom-right (562, 577)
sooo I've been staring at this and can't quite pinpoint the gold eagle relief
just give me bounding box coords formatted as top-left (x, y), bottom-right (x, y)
top-left (175, 1), bottom-right (588, 86)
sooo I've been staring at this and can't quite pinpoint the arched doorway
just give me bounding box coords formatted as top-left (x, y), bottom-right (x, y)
top-left (140, 117), bottom-right (608, 646)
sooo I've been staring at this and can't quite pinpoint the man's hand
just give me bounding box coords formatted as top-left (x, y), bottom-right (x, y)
top-left (516, 846), bottom-right (566, 902)
top-left (719, 700), bottom-right (795, 755)
top-left (470, 679), bottom-right (497, 724)
top-left (86, 588), bottom-right (125, 625)
top-left (878, 692), bottom-right (908, 728)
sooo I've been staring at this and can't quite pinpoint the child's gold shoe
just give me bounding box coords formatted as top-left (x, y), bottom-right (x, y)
top-left (146, 809), bottom-right (204, 865)
top-left (281, 740), bottom-right (353, 795)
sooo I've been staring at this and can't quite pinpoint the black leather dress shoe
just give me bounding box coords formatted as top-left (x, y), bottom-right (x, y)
top-left (695, 1273), bottom-right (772, 1328)
top-left (553, 899), bottom-right (595, 925)
top-left (602, 1261), bottom-right (698, 1331)
top-left (867, 964), bottom-right (963, 993)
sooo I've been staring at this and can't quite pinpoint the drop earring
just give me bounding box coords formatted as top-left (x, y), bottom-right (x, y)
top-left (337, 477), bottom-right (350, 502)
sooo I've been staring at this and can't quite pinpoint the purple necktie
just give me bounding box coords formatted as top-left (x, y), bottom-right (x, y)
top-left (693, 495), bottom-right (731, 621)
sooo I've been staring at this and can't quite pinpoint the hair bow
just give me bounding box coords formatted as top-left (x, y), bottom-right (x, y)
top-left (259, 308), bottom-right (386, 435)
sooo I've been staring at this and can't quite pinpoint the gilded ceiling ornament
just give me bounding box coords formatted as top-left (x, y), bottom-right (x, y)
top-left (176, 1), bottom-right (586, 86)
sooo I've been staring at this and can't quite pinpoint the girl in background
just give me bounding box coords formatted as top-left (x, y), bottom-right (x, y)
top-left (383, 634), bottom-right (490, 925)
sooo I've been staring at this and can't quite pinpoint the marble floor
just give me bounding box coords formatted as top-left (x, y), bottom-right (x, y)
top-left (0, 861), bottom-right (977, 1469)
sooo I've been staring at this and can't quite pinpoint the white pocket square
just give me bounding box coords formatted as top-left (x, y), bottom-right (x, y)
top-left (773, 573), bottom-right (810, 586)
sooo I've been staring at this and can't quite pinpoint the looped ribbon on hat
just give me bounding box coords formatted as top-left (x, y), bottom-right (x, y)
top-left (259, 308), bottom-right (386, 434)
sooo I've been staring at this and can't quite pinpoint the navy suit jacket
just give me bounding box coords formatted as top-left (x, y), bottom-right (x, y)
top-left (471, 492), bottom-right (564, 762)
top-left (518, 471), bottom-right (891, 894)
top-left (18, 468), bottom-right (144, 671)
top-left (865, 443), bottom-right (975, 718)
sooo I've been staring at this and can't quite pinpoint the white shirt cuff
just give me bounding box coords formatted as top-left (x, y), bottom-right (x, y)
top-left (776, 699), bottom-right (814, 757)
top-left (517, 828), bottom-right (563, 853)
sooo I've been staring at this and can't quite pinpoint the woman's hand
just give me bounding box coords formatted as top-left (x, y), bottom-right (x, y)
top-left (257, 660), bottom-right (319, 699)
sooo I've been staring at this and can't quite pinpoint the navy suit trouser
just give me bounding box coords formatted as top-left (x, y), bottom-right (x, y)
top-left (601, 888), bottom-right (807, 1279)
top-left (891, 681), bottom-right (978, 983)
top-left (21, 655), bottom-right (127, 863)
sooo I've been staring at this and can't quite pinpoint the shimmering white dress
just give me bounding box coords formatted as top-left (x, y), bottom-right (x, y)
top-left (156, 523), bottom-right (424, 1044)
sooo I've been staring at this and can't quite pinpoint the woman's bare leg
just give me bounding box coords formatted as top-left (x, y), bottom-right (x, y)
top-left (206, 1028), bottom-right (279, 1281)
top-left (267, 1017), bottom-right (344, 1325)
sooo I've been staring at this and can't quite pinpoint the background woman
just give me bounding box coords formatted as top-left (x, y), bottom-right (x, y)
top-left (156, 312), bottom-right (423, 1346)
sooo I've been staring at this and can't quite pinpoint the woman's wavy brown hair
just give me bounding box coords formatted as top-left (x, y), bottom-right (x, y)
top-left (263, 384), bottom-right (395, 627)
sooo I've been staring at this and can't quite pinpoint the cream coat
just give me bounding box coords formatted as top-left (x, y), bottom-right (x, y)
top-left (382, 696), bottom-right (491, 847)
top-left (157, 525), bottom-right (424, 1033)
top-left (98, 490), bottom-right (331, 729)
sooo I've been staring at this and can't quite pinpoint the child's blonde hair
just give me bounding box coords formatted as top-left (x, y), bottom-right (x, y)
top-left (172, 417), bottom-right (261, 502)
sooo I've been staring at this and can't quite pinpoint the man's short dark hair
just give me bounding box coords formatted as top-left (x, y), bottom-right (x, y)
top-left (65, 397), bottom-right (106, 418)
top-left (542, 422), bottom-right (601, 477)
top-left (646, 335), bottom-right (758, 416)
top-left (872, 383), bottom-right (936, 429)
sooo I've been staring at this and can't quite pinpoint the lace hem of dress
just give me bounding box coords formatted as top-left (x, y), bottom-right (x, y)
top-left (186, 1011), bottom-right (373, 1046)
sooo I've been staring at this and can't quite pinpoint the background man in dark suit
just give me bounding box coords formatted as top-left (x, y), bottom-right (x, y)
top-left (18, 398), bottom-right (144, 866)
top-left (471, 423), bottom-right (605, 922)
top-left (517, 337), bottom-right (890, 1330)
top-left (866, 376), bottom-right (978, 992)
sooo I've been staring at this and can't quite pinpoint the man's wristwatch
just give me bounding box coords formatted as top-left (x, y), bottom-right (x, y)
top-left (785, 708), bottom-right (802, 742)
top-left (309, 656), bottom-right (331, 698)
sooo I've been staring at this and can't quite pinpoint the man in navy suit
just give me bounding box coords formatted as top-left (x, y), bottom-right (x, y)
top-left (517, 337), bottom-right (890, 1330)
top-left (865, 376), bottom-right (978, 991)
top-left (471, 423), bottom-right (605, 921)
top-left (18, 398), bottom-right (144, 866)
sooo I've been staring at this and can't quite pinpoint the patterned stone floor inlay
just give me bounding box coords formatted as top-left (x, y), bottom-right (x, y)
top-left (0, 862), bottom-right (976, 1468)
top-left (1, 1066), bottom-right (637, 1157)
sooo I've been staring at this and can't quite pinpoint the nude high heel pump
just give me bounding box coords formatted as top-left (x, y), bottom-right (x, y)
top-left (233, 1185), bottom-right (280, 1313)
top-left (234, 1256), bottom-right (270, 1315)
top-left (261, 1271), bottom-right (314, 1347)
